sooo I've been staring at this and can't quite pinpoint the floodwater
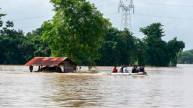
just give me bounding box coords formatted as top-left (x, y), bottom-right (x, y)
top-left (0, 65), bottom-right (193, 108)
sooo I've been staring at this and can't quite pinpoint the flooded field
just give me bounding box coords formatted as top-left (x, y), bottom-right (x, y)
top-left (0, 65), bottom-right (193, 108)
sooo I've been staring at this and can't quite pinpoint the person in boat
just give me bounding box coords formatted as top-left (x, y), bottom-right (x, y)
top-left (121, 65), bottom-right (129, 73)
top-left (132, 65), bottom-right (138, 73)
top-left (112, 66), bottom-right (118, 73)
top-left (123, 66), bottom-right (129, 73)
top-left (119, 65), bottom-right (124, 73)
top-left (139, 65), bottom-right (145, 72)
top-left (140, 65), bottom-right (147, 74)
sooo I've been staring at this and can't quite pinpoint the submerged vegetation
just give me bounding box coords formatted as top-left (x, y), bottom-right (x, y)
top-left (0, 13), bottom-right (50, 64)
top-left (0, 0), bottom-right (185, 66)
top-left (178, 50), bottom-right (193, 64)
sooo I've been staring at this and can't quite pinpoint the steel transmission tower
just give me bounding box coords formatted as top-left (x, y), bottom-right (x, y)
top-left (118, 0), bottom-right (134, 29)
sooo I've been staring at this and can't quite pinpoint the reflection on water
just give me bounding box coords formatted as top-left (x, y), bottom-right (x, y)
top-left (0, 65), bottom-right (193, 108)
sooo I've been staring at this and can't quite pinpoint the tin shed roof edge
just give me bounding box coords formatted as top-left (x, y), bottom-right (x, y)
top-left (25, 57), bottom-right (70, 66)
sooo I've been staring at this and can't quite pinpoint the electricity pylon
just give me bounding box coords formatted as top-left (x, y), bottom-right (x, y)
top-left (118, 0), bottom-right (134, 29)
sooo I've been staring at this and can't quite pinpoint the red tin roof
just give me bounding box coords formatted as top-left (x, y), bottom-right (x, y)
top-left (25, 57), bottom-right (68, 66)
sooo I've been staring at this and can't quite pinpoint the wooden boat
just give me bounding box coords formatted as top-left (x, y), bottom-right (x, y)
top-left (111, 72), bottom-right (147, 76)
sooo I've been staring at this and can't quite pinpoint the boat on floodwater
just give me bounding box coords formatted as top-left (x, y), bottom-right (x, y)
top-left (111, 72), bottom-right (147, 76)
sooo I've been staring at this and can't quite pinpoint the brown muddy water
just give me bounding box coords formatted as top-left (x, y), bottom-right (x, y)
top-left (0, 65), bottom-right (193, 108)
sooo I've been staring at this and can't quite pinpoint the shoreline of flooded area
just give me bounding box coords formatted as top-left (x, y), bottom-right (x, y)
top-left (0, 64), bottom-right (193, 108)
top-left (0, 64), bottom-right (188, 72)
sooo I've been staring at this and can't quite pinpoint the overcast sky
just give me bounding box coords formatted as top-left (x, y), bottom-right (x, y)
top-left (0, 0), bottom-right (193, 50)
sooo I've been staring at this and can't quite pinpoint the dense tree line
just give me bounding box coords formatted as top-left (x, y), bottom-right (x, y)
top-left (0, 0), bottom-right (185, 66)
top-left (140, 23), bottom-right (185, 66)
top-left (96, 28), bottom-right (136, 66)
top-left (0, 13), bottom-right (50, 64)
top-left (97, 23), bottom-right (185, 66)
top-left (178, 50), bottom-right (193, 64)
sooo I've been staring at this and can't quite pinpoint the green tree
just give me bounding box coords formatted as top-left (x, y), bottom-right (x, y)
top-left (167, 38), bottom-right (185, 66)
top-left (0, 11), bottom-right (25, 64)
top-left (134, 39), bottom-right (146, 65)
top-left (0, 10), bottom-right (45, 64)
top-left (0, 24), bottom-right (34, 64)
top-left (42, 0), bottom-right (110, 66)
top-left (140, 23), bottom-right (185, 66)
top-left (97, 28), bottom-right (120, 66)
top-left (26, 28), bottom-right (51, 58)
top-left (140, 23), bottom-right (169, 66)
top-left (97, 28), bottom-right (136, 66)
top-left (178, 50), bottom-right (193, 64)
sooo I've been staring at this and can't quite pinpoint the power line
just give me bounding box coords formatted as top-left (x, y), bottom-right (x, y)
top-left (139, 2), bottom-right (193, 8)
top-left (105, 11), bottom-right (193, 21)
top-left (135, 13), bottom-right (193, 21)
top-left (2, 2), bottom-right (193, 23)
top-left (4, 1), bottom-right (193, 30)
top-left (8, 12), bottom-right (193, 26)
top-left (93, 0), bottom-right (193, 8)
top-left (11, 13), bottom-right (193, 23)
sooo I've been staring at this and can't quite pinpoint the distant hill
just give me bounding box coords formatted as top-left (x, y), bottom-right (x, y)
top-left (178, 50), bottom-right (193, 64)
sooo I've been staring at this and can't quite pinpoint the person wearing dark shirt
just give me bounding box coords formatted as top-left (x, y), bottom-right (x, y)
top-left (132, 65), bottom-right (138, 73)
top-left (139, 66), bottom-right (145, 72)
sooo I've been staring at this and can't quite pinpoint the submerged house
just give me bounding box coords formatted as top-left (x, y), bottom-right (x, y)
top-left (25, 57), bottom-right (77, 73)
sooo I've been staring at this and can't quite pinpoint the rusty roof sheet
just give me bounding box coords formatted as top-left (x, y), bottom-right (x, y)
top-left (25, 57), bottom-right (68, 66)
